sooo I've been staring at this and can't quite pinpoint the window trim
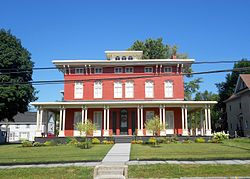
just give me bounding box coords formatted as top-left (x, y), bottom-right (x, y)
top-left (128, 56), bottom-right (133, 60)
top-left (94, 67), bottom-right (103, 74)
top-left (114, 81), bottom-right (123, 98)
top-left (75, 68), bottom-right (84, 74)
top-left (114, 67), bottom-right (123, 74)
top-left (144, 67), bottom-right (153, 73)
top-left (145, 81), bottom-right (154, 98)
top-left (164, 80), bottom-right (173, 98)
top-left (164, 67), bottom-right (172, 73)
top-left (94, 81), bottom-right (102, 99)
top-left (125, 67), bottom-right (134, 73)
top-left (115, 56), bottom-right (120, 60)
top-left (125, 81), bottom-right (134, 98)
top-left (74, 81), bottom-right (83, 99)
top-left (122, 56), bottom-right (127, 60)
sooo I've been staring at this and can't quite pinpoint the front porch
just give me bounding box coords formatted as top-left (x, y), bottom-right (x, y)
top-left (31, 100), bottom-right (216, 138)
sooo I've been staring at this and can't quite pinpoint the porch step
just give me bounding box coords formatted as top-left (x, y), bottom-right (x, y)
top-left (114, 136), bottom-right (133, 143)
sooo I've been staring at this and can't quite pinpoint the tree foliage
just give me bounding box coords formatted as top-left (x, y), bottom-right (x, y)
top-left (184, 78), bottom-right (203, 100)
top-left (145, 116), bottom-right (163, 136)
top-left (75, 119), bottom-right (96, 137)
top-left (216, 59), bottom-right (250, 130)
top-left (0, 29), bottom-right (37, 121)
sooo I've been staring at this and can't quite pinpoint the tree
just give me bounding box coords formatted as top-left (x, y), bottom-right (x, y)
top-left (216, 59), bottom-right (250, 130)
top-left (145, 116), bottom-right (163, 136)
top-left (75, 119), bottom-right (96, 137)
top-left (0, 29), bottom-right (37, 121)
top-left (128, 38), bottom-right (201, 99)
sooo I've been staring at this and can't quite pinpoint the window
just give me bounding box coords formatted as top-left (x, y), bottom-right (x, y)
top-left (114, 67), bottom-right (122, 73)
top-left (125, 67), bottom-right (133, 73)
top-left (94, 111), bottom-right (102, 130)
top-left (146, 111), bottom-right (155, 121)
top-left (122, 56), bottom-right (127, 60)
top-left (164, 67), bottom-right (172, 73)
top-left (125, 81), bottom-right (134, 98)
top-left (94, 81), bottom-right (102, 98)
top-left (145, 81), bottom-right (154, 98)
top-left (74, 81), bottom-right (83, 99)
top-left (246, 120), bottom-right (248, 129)
top-left (229, 105), bottom-right (231, 111)
top-left (144, 67), bottom-right (153, 73)
top-left (75, 68), bottom-right (84, 74)
top-left (165, 81), bottom-right (173, 98)
top-left (26, 124), bottom-right (30, 128)
top-left (239, 103), bottom-right (242, 109)
top-left (115, 56), bottom-right (120, 60)
top-left (114, 81), bottom-right (122, 98)
top-left (128, 56), bottom-right (133, 60)
top-left (74, 112), bottom-right (82, 130)
top-left (166, 111), bottom-right (174, 129)
top-left (94, 67), bottom-right (103, 74)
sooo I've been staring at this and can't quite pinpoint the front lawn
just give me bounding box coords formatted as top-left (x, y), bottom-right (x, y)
top-left (0, 167), bottom-right (93, 179)
top-left (130, 138), bottom-right (250, 160)
top-left (0, 144), bottom-right (112, 164)
top-left (129, 164), bottom-right (250, 178)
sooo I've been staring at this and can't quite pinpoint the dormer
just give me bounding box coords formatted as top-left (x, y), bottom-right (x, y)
top-left (234, 74), bottom-right (250, 93)
top-left (105, 51), bottom-right (143, 61)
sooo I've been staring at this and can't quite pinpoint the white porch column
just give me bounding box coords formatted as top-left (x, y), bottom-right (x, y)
top-left (35, 108), bottom-right (42, 137)
top-left (159, 105), bottom-right (162, 125)
top-left (140, 106), bottom-right (143, 130)
top-left (81, 107), bottom-right (85, 124)
top-left (162, 105), bottom-right (166, 130)
top-left (200, 109), bottom-right (204, 136)
top-left (107, 107), bottom-right (110, 131)
top-left (181, 106), bottom-right (184, 134)
top-left (84, 107), bottom-right (88, 124)
top-left (206, 105), bottom-right (212, 136)
top-left (103, 106), bottom-right (109, 136)
top-left (182, 106), bottom-right (188, 136)
top-left (204, 106), bottom-right (208, 135)
top-left (59, 107), bottom-right (64, 137)
top-left (39, 109), bottom-right (43, 132)
top-left (137, 105), bottom-right (143, 136)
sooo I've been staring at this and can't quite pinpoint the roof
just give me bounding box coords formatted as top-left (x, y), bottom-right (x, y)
top-left (0, 112), bottom-right (36, 124)
top-left (240, 74), bottom-right (250, 88)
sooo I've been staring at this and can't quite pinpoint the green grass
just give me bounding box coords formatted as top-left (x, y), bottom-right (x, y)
top-left (129, 164), bottom-right (250, 178)
top-left (0, 144), bottom-right (112, 164)
top-left (0, 167), bottom-right (93, 179)
top-left (130, 138), bottom-right (250, 160)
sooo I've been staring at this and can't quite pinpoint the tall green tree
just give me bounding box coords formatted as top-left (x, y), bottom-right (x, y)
top-left (128, 38), bottom-right (200, 99)
top-left (216, 59), bottom-right (250, 130)
top-left (0, 29), bottom-right (37, 121)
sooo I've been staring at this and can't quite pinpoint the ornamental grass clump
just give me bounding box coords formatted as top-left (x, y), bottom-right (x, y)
top-left (209, 132), bottom-right (229, 143)
top-left (44, 140), bottom-right (57, 146)
top-left (21, 140), bottom-right (33, 147)
top-left (92, 138), bottom-right (101, 144)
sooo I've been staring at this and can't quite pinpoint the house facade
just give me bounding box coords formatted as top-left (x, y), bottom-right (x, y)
top-left (225, 74), bottom-right (250, 137)
top-left (31, 51), bottom-right (216, 137)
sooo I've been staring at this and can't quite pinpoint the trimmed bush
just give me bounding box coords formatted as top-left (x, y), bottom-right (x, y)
top-left (212, 132), bottom-right (229, 142)
top-left (44, 140), bottom-right (57, 146)
top-left (33, 142), bottom-right (43, 147)
top-left (77, 141), bottom-right (92, 149)
top-left (195, 137), bottom-right (206, 143)
top-left (148, 137), bottom-right (157, 145)
top-left (22, 140), bottom-right (33, 147)
top-left (67, 138), bottom-right (78, 145)
top-left (92, 138), bottom-right (101, 144)
top-left (182, 139), bottom-right (193, 144)
top-left (102, 140), bottom-right (114, 144)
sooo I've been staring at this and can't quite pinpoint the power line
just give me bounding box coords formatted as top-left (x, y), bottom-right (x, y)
top-left (1, 66), bottom-right (250, 86)
top-left (0, 60), bottom-right (249, 75)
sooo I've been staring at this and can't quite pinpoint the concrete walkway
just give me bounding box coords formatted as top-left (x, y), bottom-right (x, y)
top-left (102, 143), bottom-right (131, 164)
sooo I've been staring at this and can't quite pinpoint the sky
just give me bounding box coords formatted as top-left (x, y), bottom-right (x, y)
top-left (1, 0), bottom-right (250, 102)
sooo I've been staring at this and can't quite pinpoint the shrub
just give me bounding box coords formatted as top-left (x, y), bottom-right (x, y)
top-left (157, 137), bottom-right (166, 144)
top-left (92, 138), bottom-right (101, 144)
top-left (212, 132), bottom-right (229, 142)
top-left (195, 137), bottom-right (206, 143)
top-left (44, 140), bottom-right (57, 146)
top-left (77, 141), bottom-right (92, 149)
top-left (131, 140), bottom-right (136, 144)
top-left (102, 140), bottom-right (114, 144)
top-left (182, 139), bottom-right (193, 144)
top-left (136, 140), bottom-right (143, 144)
top-left (208, 138), bottom-right (222, 143)
top-left (67, 138), bottom-right (78, 145)
top-left (22, 140), bottom-right (33, 147)
top-left (148, 137), bottom-right (157, 145)
top-left (33, 142), bottom-right (43, 147)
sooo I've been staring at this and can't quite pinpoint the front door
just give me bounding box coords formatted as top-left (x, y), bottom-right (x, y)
top-left (120, 109), bottom-right (128, 135)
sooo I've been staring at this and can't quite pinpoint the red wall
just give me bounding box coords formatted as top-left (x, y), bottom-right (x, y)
top-left (64, 66), bottom-right (184, 101)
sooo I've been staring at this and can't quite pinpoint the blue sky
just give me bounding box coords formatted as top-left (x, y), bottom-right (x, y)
top-left (1, 0), bottom-right (250, 102)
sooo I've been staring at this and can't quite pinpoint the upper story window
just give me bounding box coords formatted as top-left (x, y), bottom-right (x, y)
top-left (165, 81), bottom-right (173, 98)
top-left (74, 81), bottom-right (83, 99)
top-left (114, 81), bottom-right (122, 98)
top-left (125, 81), bottom-right (134, 98)
top-left (145, 81), bottom-right (154, 98)
top-left (144, 67), bottom-right (153, 73)
top-left (114, 67), bottom-right (123, 73)
top-left (164, 67), bottom-right (172, 73)
top-left (75, 68), bottom-right (84, 74)
top-left (125, 67), bottom-right (133, 73)
top-left (122, 56), bottom-right (127, 60)
top-left (128, 56), bottom-right (133, 60)
top-left (94, 67), bottom-right (103, 74)
top-left (94, 81), bottom-right (102, 98)
top-left (115, 56), bottom-right (120, 60)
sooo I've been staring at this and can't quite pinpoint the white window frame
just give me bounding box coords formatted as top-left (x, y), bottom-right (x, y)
top-left (145, 81), bottom-right (154, 98)
top-left (114, 81), bottom-right (123, 98)
top-left (94, 81), bottom-right (102, 98)
top-left (128, 56), bottom-right (133, 60)
top-left (74, 112), bottom-right (82, 130)
top-left (125, 81), bottom-right (134, 98)
top-left (94, 111), bottom-right (102, 130)
top-left (165, 81), bottom-right (173, 98)
top-left (114, 67), bottom-right (123, 73)
top-left (144, 67), bottom-right (153, 73)
top-left (94, 67), bottom-right (103, 74)
top-left (115, 56), bottom-right (120, 60)
top-left (125, 67), bottom-right (134, 73)
top-left (74, 81), bottom-right (83, 99)
top-left (75, 68), bottom-right (84, 74)
top-left (122, 56), bottom-right (127, 60)
top-left (164, 67), bottom-right (172, 73)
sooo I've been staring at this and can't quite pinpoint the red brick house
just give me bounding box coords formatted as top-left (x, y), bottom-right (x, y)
top-left (31, 51), bottom-right (216, 137)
